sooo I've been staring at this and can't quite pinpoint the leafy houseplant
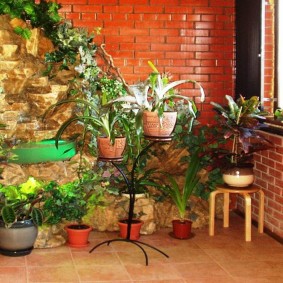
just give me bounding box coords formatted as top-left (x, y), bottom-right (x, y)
top-left (160, 150), bottom-right (201, 239)
top-left (211, 95), bottom-right (272, 187)
top-left (0, 177), bottom-right (44, 256)
top-left (0, 0), bottom-right (62, 39)
top-left (112, 61), bottom-right (205, 137)
top-left (42, 171), bottom-right (107, 247)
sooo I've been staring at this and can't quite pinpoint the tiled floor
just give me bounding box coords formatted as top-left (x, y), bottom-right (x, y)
top-left (0, 212), bottom-right (282, 283)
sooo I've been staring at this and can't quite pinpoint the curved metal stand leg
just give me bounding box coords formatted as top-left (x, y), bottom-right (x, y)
top-left (89, 140), bottom-right (170, 265)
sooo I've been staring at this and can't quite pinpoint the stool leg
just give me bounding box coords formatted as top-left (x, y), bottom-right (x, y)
top-left (209, 190), bottom-right (221, 236)
top-left (258, 190), bottom-right (264, 233)
top-left (223, 192), bottom-right (230, 228)
top-left (243, 194), bottom-right (252, 242)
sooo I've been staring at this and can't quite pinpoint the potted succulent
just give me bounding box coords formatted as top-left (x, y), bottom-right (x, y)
top-left (211, 95), bottom-right (272, 187)
top-left (0, 177), bottom-right (44, 256)
top-left (160, 150), bottom-right (201, 239)
top-left (111, 61), bottom-right (205, 138)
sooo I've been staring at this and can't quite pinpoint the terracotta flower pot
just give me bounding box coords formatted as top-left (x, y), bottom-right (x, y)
top-left (97, 137), bottom-right (126, 159)
top-left (118, 219), bottom-right (143, 240)
top-left (65, 224), bottom-right (92, 248)
top-left (142, 111), bottom-right (177, 137)
top-left (172, 219), bottom-right (192, 239)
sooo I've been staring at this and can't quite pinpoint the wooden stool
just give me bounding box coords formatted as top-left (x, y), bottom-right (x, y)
top-left (209, 184), bottom-right (264, 241)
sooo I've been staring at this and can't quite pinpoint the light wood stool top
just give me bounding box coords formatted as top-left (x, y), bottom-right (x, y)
top-left (209, 184), bottom-right (264, 241)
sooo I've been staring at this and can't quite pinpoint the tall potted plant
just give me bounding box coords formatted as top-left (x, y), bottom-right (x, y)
top-left (211, 95), bottom-right (272, 187)
top-left (160, 150), bottom-right (201, 239)
top-left (0, 177), bottom-right (44, 256)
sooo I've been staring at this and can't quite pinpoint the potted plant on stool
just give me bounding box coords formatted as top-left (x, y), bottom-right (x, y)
top-left (211, 95), bottom-right (272, 187)
top-left (160, 150), bottom-right (201, 239)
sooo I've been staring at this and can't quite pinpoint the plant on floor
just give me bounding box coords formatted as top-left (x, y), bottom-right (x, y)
top-left (0, 177), bottom-right (44, 228)
top-left (161, 149), bottom-right (201, 221)
top-left (159, 150), bottom-right (201, 239)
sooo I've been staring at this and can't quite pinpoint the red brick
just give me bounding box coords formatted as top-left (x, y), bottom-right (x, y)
top-left (165, 21), bottom-right (194, 29)
top-left (165, 7), bottom-right (194, 14)
top-left (119, 0), bottom-right (148, 4)
top-left (194, 7), bottom-right (224, 15)
top-left (150, 29), bottom-right (180, 36)
top-left (181, 44), bottom-right (209, 52)
top-left (65, 13), bottom-right (81, 20)
top-left (210, 0), bottom-right (234, 7)
top-left (136, 36), bottom-right (165, 43)
top-left (104, 21), bottom-right (134, 29)
top-left (180, 0), bottom-right (209, 6)
top-left (120, 43), bottom-right (150, 51)
top-left (150, 0), bottom-right (179, 5)
top-left (60, 0), bottom-right (87, 4)
top-left (120, 28), bottom-right (149, 36)
top-left (103, 6), bottom-right (133, 13)
top-left (89, 0), bottom-right (118, 3)
top-left (73, 5), bottom-right (102, 13)
top-left (135, 21), bottom-right (165, 29)
top-left (134, 6), bottom-right (164, 13)
top-left (151, 44), bottom-right (180, 52)
top-left (196, 52), bottom-right (224, 60)
top-left (165, 52), bottom-right (195, 60)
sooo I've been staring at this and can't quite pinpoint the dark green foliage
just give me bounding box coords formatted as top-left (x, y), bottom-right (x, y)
top-left (0, 0), bottom-right (62, 39)
top-left (1, 205), bottom-right (16, 226)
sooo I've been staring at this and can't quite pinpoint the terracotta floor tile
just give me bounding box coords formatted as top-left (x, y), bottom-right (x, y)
top-left (218, 260), bottom-right (283, 278)
top-left (125, 263), bottom-right (182, 281)
top-left (0, 254), bottom-right (26, 266)
top-left (27, 266), bottom-right (80, 282)
top-left (173, 262), bottom-right (231, 278)
top-left (0, 214), bottom-right (282, 282)
top-left (0, 267), bottom-right (27, 283)
top-left (73, 251), bottom-right (121, 265)
top-left (183, 277), bottom-right (236, 283)
top-left (27, 251), bottom-right (73, 266)
top-left (77, 265), bottom-right (130, 281)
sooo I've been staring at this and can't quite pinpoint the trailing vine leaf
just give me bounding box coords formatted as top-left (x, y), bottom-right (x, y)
top-left (13, 26), bottom-right (31, 39)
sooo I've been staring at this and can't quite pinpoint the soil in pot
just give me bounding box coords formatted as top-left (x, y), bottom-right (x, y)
top-left (118, 219), bottom-right (143, 240)
top-left (65, 224), bottom-right (92, 248)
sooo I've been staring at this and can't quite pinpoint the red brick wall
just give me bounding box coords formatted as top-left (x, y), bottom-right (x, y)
top-left (237, 132), bottom-right (283, 239)
top-left (262, 1), bottom-right (275, 113)
top-left (58, 0), bottom-right (235, 123)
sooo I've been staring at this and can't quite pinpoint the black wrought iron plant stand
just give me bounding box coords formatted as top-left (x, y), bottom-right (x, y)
top-left (89, 137), bottom-right (171, 265)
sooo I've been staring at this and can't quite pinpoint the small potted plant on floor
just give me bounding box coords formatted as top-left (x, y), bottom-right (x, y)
top-left (211, 95), bottom-right (273, 187)
top-left (0, 177), bottom-right (44, 256)
top-left (43, 176), bottom-right (98, 248)
top-left (160, 150), bottom-right (201, 239)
